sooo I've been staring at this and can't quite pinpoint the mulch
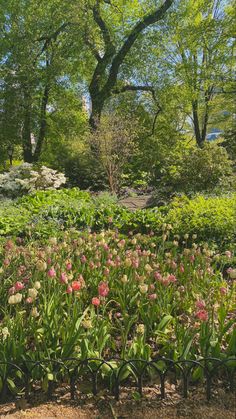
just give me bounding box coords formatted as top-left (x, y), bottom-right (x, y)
top-left (0, 386), bottom-right (235, 418)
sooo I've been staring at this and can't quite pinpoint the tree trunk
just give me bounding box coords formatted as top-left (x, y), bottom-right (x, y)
top-left (33, 83), bottom-right (50, 162)
top-left (192, 100), bottom-right (204, 148)
top-left (22, 92), bottom-right (33, 162)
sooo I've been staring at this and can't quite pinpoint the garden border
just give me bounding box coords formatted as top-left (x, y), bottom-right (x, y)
top-left (1, 356), bottom-right (235, 403)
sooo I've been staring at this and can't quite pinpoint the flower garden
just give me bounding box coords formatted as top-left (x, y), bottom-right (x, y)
top-left (0, 213), bottom-right (235, 398)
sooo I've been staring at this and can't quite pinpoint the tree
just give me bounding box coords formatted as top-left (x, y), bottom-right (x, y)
top-left (0, 0), bottom-right (80, 162)
top-left (132, 0), bottom-right (235, 146)
top-left (89, 114), bottom-right (138, 193)
top-left (83, 0), bottom-right (174, 129)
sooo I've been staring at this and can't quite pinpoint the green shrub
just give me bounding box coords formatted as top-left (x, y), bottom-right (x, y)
top-left (165, 194), bottom-right (236, 246)
top-left (0, 189), bottom-right (235, 251)
top-left (152, 143), bottom-right (235, 203)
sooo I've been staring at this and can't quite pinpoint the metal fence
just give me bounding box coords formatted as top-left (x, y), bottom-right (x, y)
top-left (0, 357), bottom-right (235, 402)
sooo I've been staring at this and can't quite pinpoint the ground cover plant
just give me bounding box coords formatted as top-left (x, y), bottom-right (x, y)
top-left (0, 229), bottom-right (235, 396)
top-left (0, 190), bottom-right (235, 252)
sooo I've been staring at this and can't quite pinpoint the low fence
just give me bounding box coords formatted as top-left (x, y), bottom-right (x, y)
top-left (0, 357), bottom-right (235, 402)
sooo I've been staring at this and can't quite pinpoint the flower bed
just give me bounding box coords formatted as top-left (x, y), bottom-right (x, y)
top-left (0, 230), bottom-right (235, 396)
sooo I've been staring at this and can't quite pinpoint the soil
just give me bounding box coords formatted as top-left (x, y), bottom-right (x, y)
top-left (0, 387), bottom-right (235, 419)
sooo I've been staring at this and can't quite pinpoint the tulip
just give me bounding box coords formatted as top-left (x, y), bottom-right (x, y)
top-left (71, 281), bottom-right (81, 291)
top-left (92, 297), bottom-right (100, 306)
top-left (15, 281), bottom-right (24, 291)
top-left (8, 293), bottom-right (22, 305)
top-left (121, 274), bottom-right (128, 284)
top-left (66, 285), bottom-right (73, 294)
top-left (139, 284), bottom-right (148, 294)
top-left (98, 281), bottom-right (109, 297)
top-left (196, 309), bottom-right (208, 322)
top-left (26, 297), bottom-right (33, 304)
top-left (220, 287), bottom-right (227, 295)
top-left (66, 261), bottom-right (72, 271)
top-left (8, 286), bottom-right (16, 295)
top-left (36, 260), bottom-right (47, 272)
top-left (28, 288), bottom-right (38, 299)
top-left (148, 293), bottom-right (157, 300)
top-left (47, 267), bottom-right (56, 278)
top-left (60, 272), bottom-right (68, 284)
top-left (196, 300), bottom-right (206, 309)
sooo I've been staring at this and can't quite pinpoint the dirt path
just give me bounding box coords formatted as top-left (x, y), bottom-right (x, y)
top-left (0, 392), bottom-right (235, 419)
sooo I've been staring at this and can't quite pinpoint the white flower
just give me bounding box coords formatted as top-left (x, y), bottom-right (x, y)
top-left (121, 274), bottom-right (128, 284)
top-left (1, 327), bottom-right (10, 341)
top-left (34, 281), bottom-right (41, 290)
top-left (8, 293), bottom-right (22, 304)
top-left (139, 284), bottom-right (148, 294)
top-left (28, 288), bottom-right (38, 299)
top-left (136, 324), bottom-right (145, 334)
top-left (31, 307), bottom-right (39, 318)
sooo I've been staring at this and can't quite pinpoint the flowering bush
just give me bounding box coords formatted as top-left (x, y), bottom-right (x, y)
top-left (0, 230), bottom-right (235, 394)
top-left (0, 163), bottom-right (66, 198)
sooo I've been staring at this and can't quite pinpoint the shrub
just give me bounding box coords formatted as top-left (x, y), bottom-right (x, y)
top-left (0, 164), bottom-right (66, 198)
top-left (165, 194), bottom-right (236, 246)
top-left (152, 143), bottom-right (234, 202)
top-left (0, 189), bottom-right (235, 251)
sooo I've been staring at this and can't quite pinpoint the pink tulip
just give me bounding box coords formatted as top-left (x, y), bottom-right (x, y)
top-left (154, 272), bottom-right (162, 281)
top-left (168, 274), bottom-right (177, 283)
top-left (15, 281), bottom-right (24, 291)
top-left (92, 297), bottom-right (100, 306)
top-left (71, 281), bottom-right (81, 291)
top-left (26, 297), bottom-right (33, 304)
top-left (132, 259), bottom-right (139, 269)
top-left (47, 267), bottom-right (56, 278)
top-left (103, 267), bottom-right (110, 276)
top-left (196, 300), bottom-right (206, 309)
top-left (66, 262), bottom-right (72, 271)
top-left (196, 309), bottom-right (208, 322)
top-left (60, 272), bottom-right (68, 284)
top-left (8, 286), bottom-right (16, 295)
top-left (66, 285), bottom-right (73, 294)
top-left (98, 281), bottom-right (109, 297)
top-left (148, 293), bottom-right (157, 300)
top-left (220, 287), bottom-right (227, 295)
top-left (81, 255), bottom-right (87, 264)
top-left (180, 264), bottom-right (185, 273)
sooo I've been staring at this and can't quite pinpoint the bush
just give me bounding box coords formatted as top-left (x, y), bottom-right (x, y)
top-left (0, 164), bottom-right (66, 198)
top-left (165, 194), bottom-right (236, 246)
top-left (0, 189), bottom-right (235, 250)
top-left (152, 143), bottom-right (235, 202)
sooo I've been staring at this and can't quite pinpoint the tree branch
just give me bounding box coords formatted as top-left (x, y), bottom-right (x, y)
top-left (92, 0), bottom-right (115, 56)
top-left (103, 0), bottom-right (174, 93)
top-left (113, 84), bottom-right (162, 136)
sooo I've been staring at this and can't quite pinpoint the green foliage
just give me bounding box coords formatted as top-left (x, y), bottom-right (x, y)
top-left (0, 189), bottom-right (235, 250)
top-left (165, 194), bottom-right (236, 245)
top-left (151, 142), bottom-right (235, 201)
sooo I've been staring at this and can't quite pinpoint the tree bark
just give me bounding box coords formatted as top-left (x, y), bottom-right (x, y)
top-left (22, 89), bottom-right (34, 162)
top-left (33, 83), bottom-right (50, 162)
top-left (192, 100), bottom-right (204, 147)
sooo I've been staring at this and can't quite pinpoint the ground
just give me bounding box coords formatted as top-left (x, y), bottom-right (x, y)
top-left (0, 389), bottom-right (235, 418)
